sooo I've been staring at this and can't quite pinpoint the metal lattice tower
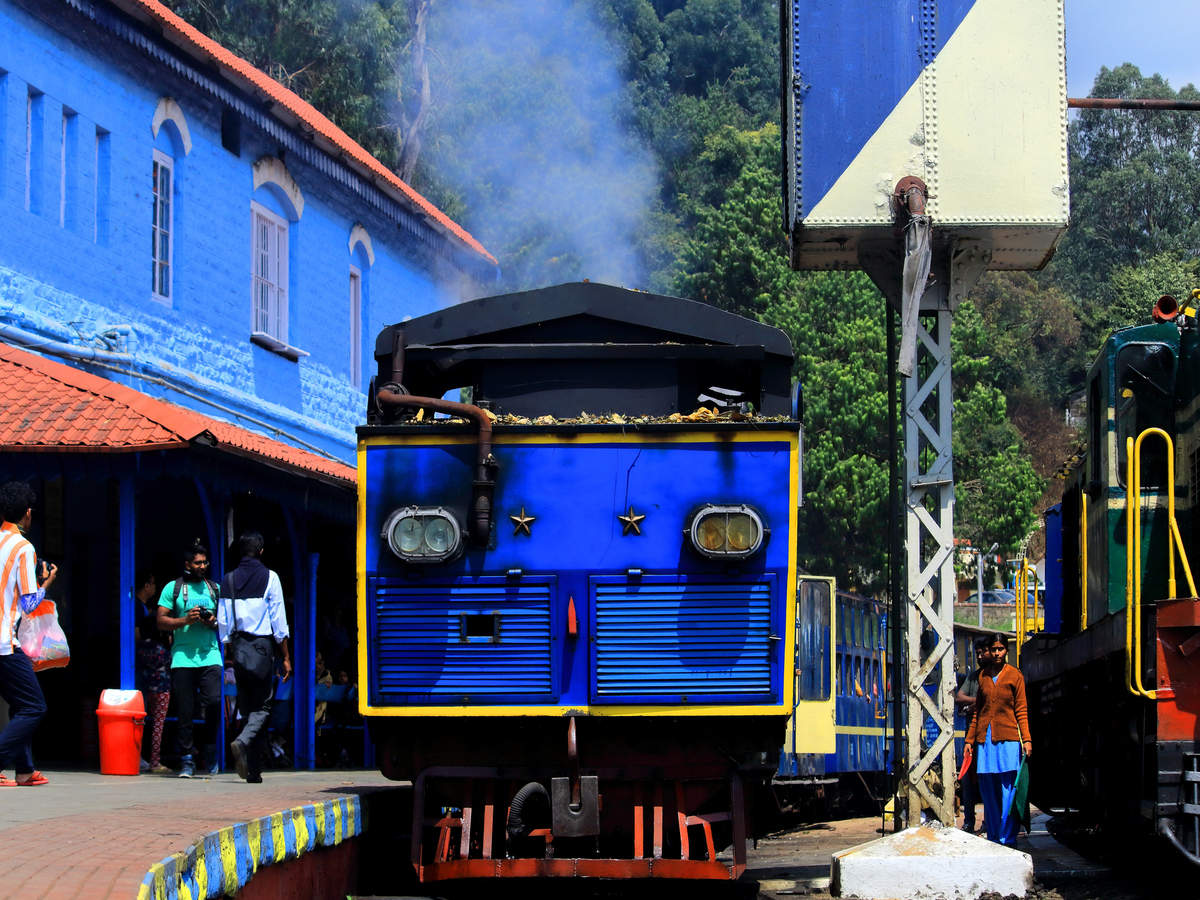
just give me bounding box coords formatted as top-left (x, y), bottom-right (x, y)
top-left (902, 307), bottom-right (958, 826)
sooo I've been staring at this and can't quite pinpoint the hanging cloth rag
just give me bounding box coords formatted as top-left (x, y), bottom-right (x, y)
top-left (898, 213), bottom-right (932, 377)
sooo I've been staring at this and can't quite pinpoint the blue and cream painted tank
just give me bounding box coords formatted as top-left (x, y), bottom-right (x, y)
top-left (783, 0), bottom-right (1069, 271)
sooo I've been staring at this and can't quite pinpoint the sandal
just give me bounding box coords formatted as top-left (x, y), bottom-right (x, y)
top-left (14, 770), bottom-right (48, 786)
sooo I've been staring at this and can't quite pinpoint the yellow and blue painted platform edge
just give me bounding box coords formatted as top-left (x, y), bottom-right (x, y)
top-left (136, 795), bottom-right (362, 900)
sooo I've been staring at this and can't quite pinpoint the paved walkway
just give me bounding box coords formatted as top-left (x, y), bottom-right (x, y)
top-left (1, 771), bottom-right (1108, 900)
top-left (0, 768), bottom-right (393, 899)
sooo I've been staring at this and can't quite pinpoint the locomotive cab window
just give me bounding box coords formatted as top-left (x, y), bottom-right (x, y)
top-left (1115, 342), bottom-right (1176, 489)
top-left (796, 578), bottom-right (832, 701)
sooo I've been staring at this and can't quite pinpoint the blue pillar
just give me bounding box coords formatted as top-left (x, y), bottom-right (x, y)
top-left (193, 479), bottom-right (226, 767)
top-left (284, 508), bottom-right (316, 770)
top-left (118, 473), bottom-right (136, 690)
top-left (193, 479), bottom-right (225, 576)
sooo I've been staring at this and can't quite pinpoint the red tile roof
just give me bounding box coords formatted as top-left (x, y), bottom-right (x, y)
top-left (0, 341), bottom-right (355, 488)
top-left (109, 0), bottom-right (496, 267)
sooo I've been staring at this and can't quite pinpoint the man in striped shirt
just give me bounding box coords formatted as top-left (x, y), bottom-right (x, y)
top-left (0, 481), bottom-right (54, 786)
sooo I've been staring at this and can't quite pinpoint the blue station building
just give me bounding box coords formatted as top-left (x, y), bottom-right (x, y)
top-left (0, 0), bottom-right (497, 769)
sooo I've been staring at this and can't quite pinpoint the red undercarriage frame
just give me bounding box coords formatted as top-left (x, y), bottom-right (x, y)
top-left (411, 766), bottom-right (749, 882)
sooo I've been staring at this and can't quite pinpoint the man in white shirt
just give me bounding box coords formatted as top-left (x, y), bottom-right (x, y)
top-left (218, 531), bottom-right (291, 783)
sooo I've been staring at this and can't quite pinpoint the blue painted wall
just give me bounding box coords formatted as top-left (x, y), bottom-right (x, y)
top-left (0, 0), bottom-right (494, 462)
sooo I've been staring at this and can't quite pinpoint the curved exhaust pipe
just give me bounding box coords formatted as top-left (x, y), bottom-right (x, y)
top-left (376, 329), bottom-right (498, 546)
top-left (375, 389), bottom-right (497, 546)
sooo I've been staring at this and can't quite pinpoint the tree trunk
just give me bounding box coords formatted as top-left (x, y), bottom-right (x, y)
top-left (397, 0), bottom-right (432, 183)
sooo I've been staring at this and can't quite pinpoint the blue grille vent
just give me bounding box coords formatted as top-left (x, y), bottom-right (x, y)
top-left (371, 578), bottom-right (555, 703)
top-left (592, 578), bottom-right (776, 703)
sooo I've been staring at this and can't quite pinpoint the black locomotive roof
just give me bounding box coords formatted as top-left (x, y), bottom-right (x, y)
top-left (372, 282), bottom-right (795, 419)
top-left (377, 281), bottom-right (793, 356)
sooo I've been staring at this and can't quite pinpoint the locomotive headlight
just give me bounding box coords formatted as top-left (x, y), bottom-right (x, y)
top-left (396, 517), bottom-right (424, 553)
top-left (688, 505), bottom-right (765, 559)
top-left (696, 515), bottom-right (726, 551)
top-left (383, 507), bottom-right (462, 563)
top-left (424, 517), bottom-right (454, 553)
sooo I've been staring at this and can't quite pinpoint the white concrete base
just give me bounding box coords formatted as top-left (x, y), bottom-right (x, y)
top-left (831, 822), bottom-right (1033, 899)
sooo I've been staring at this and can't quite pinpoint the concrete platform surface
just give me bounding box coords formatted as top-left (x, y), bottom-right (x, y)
top-left (831, 823), bottom-right (1033, 900)
top-left (746, 811), bottom-right (1110, 899)
top-left (0, 768), bottom-right (392, 899)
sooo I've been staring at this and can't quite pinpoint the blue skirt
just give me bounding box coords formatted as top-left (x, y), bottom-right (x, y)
top-left (975, 725), bottom-right (1021, 844)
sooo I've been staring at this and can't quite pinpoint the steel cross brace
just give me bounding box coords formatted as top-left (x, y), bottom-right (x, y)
top-left (904, 308), bottom-right (958, 827)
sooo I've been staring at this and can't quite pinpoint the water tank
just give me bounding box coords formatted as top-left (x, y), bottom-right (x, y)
top-left (782, 0), bottom-right (1069, 271)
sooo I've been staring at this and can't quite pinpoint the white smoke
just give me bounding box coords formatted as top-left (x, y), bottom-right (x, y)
top-left (423, 0), bottom-right (658, 290)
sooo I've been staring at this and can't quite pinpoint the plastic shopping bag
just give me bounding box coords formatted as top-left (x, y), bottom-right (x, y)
top-left (17, 600), bottom-right (70, 671)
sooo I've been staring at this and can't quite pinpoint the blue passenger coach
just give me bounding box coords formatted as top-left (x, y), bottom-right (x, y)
top-left (779, 588), bottom-right (887, 807)
top-left (356, 282), bottom-right (819, 883)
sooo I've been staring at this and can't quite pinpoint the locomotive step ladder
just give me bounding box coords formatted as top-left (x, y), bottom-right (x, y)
top-left (1160, 752), bottom-right (1200, 864)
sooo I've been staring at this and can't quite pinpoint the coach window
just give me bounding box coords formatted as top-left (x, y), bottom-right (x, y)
top-left (1115, 342), bottom-right (1175, 489)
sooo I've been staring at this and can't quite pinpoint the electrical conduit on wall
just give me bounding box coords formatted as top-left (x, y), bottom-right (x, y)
top-left (0, 316), bottom-right (351, 462)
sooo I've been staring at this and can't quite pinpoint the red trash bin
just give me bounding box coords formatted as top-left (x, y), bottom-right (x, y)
top-left (96, 689), bottom-right (145, 775)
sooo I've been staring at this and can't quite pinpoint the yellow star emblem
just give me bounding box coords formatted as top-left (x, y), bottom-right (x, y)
top-left (618, 505), bottom-right (646, 536)
top-left (509, 506), bottom-right (536, 537)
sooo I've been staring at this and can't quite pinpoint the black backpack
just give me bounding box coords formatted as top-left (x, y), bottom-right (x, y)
top-left (170, 577), bottom-right (220, 610)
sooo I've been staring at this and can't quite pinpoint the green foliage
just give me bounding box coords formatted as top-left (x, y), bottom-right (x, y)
top-left (1101, 252), bottom-right (1200, 339)
top-left (1055, 64), bottom-right (1200, 344)
top-left (954, 274), bottom-right (1085, 403)
top-left (165, 0), bottom-right (409, 169)
top-left (951, 383), bottom-right (1044, 552)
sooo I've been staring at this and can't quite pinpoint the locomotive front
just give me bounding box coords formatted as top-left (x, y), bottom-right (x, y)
top-left (356, 282), bottom-right (806, 881)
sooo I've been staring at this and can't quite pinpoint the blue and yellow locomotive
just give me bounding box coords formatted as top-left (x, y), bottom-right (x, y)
top-left (356, 283), bottom-right (826, 882)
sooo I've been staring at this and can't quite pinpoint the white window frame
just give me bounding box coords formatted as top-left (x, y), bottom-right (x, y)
top-left (151, 149), bottom-right (173, 304)
top-left (250, 201), bottom-right (289, 342)
top-left (349, 265), bottom-right (362, 389)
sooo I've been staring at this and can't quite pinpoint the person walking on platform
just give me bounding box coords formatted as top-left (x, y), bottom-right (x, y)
top-left (963, 633), bottom-right (1032, 846)
top-left (0, 482), bottom-right (54, 787)
top-left (157, 540), bottom-right (222, 778)
top-left (218, 532), bottom-right (291, 783)
top-left (135, 570), bottom-right (173, 774)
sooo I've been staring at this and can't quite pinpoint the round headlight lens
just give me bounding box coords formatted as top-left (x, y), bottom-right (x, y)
top-left (395, 517), bottom-right (424, 554)
top-left (726, 514), bottom-right (758, 551)
top-left (424, 516), bottom-right (454, 553)
top-left (696, 515), bottom-right (726, 551)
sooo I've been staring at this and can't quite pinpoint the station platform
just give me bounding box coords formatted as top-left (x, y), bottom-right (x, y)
top-left (2, 769), bottom-right (1111, 900)
top-left (0, 768), bottom-right (393, 899)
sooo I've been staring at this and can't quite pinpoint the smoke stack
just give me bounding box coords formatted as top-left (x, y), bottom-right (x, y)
top-left (1153, 294), bottom-right (1180, 322)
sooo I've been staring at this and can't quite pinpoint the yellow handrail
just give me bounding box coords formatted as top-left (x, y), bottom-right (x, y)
top-left (1080, 492), bottom-right (1088, 631)
top-left (1015, 566), bottom-right (1022, 665)
top-left (1029, 565), bottom-right (1039, 633)
top-left (1125, 435), bottom-right (1137, 697)
top-left (1125, 427), bottom-right (1198, 700)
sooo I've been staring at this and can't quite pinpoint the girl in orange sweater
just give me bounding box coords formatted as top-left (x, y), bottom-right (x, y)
top-left (963, 633), bottom-right (1031, 845)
